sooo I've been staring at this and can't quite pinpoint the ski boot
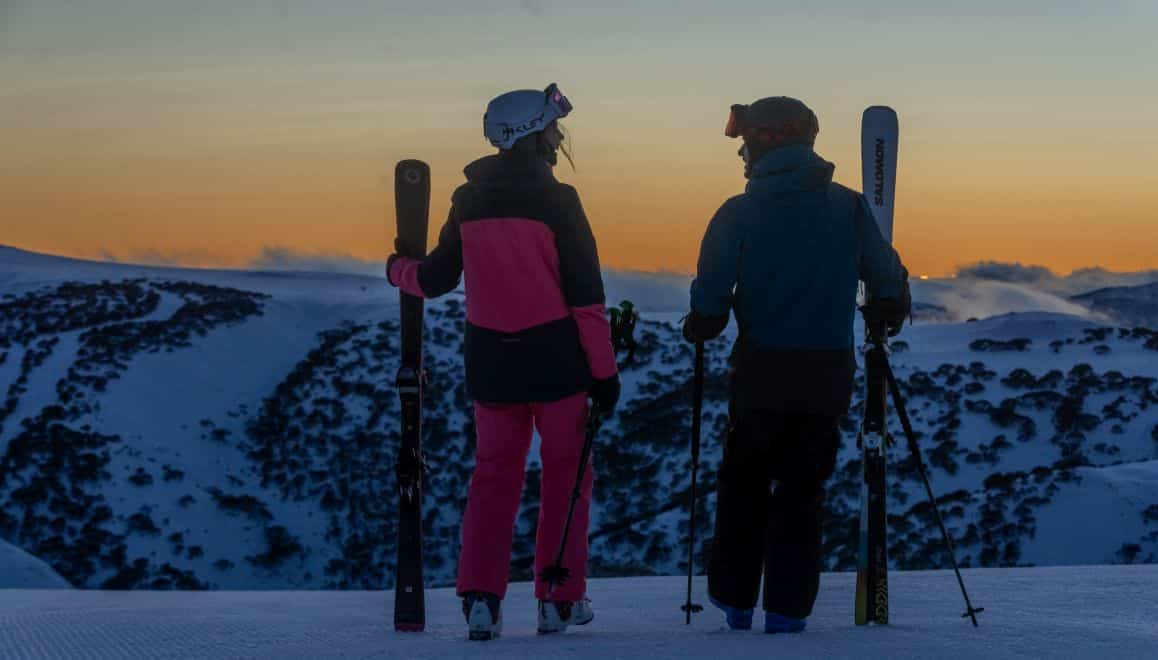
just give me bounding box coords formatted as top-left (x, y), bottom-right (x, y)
top-left (765, 611), bottom-right (807, 634)
top-left (462, 591), bottom-right (503, 641)
top-left (710, 596), bottom-right (753, 631)
top-left (537, 597), bottom-right (594, 634)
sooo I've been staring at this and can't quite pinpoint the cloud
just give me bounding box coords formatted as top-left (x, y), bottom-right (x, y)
top-left (955, 261), bottom-right (1055, 284)
top-left (91, 245), bottom-right (1145, 323)
top-left (248, 246), bottom-right (382, 277)
top-left (605, 266), bottom-right (1127, 321)
top-left (95, 247), bottom-right (236, 269)
top-left (912, 278), bottom-right (1098, 322)
top-left (238, 250), bottom-right (1158, 321)
top-left (1050, 267), bottom-right (1158, 297)
top-left (954, 260), bottom-right (1158, 298)
top-left (604, 261), bottom-right (1158, 321)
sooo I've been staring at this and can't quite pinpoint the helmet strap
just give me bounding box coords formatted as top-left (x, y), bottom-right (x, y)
top-left (536, 133), bottom-right (559, 167)
top-left (741, 137), bottom-right (772, 179)
top-left (504, 131), bottom-right (559, 168)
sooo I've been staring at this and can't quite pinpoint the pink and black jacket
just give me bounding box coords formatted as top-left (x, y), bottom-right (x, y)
top-left (388, 152), bottom-right (617, 404)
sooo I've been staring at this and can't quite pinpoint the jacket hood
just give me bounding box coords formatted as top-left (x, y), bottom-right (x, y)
top-left (463, 152), bottom-right (556, 188)
top-left (746, 145), bottom-right (835, 194)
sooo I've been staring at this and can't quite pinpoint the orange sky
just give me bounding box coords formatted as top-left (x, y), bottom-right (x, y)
top-left (2, 2), bottom-right (1157, 277)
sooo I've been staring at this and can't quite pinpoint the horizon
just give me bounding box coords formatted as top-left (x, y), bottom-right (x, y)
top-left (4, 242), bottom-right (1155, 324)
top-left (4, 241), bottom-right (1156, 282)
top-left (2, 1), bottom-right (1157, 276)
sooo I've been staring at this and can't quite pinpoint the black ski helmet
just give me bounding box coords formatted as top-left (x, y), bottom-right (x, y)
top-left (725, 96), bottom-right (818, 177)
top-left (725, 96), bottom-right (819, 147)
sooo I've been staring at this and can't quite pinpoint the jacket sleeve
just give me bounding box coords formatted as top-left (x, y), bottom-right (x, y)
top-left (855, 195), bottom-right (908, 300)
top-left (689, 199), bottom-right (742, 321)
top-left (555, 187), bottom-right (617, 380)
top-left (387, 201), bottom-right (464, 299)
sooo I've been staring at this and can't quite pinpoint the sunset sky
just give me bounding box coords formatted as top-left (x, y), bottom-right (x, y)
top-left (2, 1), bottom-right (1156, 277)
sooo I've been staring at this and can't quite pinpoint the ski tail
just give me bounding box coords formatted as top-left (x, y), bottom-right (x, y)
top-left (855, 434), bottom-right (890, 625)
top-left (855, 352), bottom-right (891, 626)
top-left (855, 475), bottom-right (870, 624)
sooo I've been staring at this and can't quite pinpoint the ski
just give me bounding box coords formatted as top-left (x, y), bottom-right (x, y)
top-left (393, 159), bottom-right (430, 633)
top-left (855, 106), bottom-right (898, 626)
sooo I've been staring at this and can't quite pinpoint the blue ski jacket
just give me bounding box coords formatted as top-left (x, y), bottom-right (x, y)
top-left (689, 145), bottom-right (908, 414)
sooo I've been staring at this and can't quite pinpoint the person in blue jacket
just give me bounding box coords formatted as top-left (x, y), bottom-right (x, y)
top-left (683, 97), bottom-right (911, 634)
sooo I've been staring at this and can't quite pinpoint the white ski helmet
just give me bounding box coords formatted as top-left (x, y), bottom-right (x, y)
top-left (483, 83), bottom-right (573, 150)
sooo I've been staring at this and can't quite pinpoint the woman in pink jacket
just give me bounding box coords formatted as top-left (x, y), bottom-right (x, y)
top-left (386, 83), bottom-right (620, 641)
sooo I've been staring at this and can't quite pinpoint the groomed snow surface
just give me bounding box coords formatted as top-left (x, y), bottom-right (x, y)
top-left (3, 567), bottom-right (1156, 659)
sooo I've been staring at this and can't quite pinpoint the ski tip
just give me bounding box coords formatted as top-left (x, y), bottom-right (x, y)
top-left (862, 106), bottom-right (899, 132)
top-left (394, 622), bottom-right (425, 633)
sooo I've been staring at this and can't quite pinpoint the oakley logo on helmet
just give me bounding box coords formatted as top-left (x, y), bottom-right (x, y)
top-left (501, 116), bottom-right (545, 141)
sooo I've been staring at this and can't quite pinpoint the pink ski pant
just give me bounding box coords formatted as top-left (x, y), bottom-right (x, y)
top-left (456, 391), bottom-right (592, 602)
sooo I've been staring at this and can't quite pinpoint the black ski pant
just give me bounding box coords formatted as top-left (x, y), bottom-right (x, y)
top-left (707, 409), bottom-right (841, 619)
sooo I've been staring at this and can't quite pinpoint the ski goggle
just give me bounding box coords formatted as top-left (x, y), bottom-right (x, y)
top-left (724, 104), bottom-right (748, 138)
top-left (725, 103), bottom-right (819, 143)
top-left (545, 83), bottom-right (573, 119)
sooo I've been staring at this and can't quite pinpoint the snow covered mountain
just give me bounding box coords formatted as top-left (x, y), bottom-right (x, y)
top-left (0, 538), bottom-right (71, 589)
top-left (1072, 281), bottom-right (1158, 328)
top-left (1, 245), bottom-right (1156, 591)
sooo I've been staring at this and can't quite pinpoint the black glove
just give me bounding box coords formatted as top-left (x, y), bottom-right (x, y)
top-left (682, 310), bottom-right (728, 344)
top-left (588, 374), bottom-right (621, 413)
top-left (864, 283), bottom-right (911, 338)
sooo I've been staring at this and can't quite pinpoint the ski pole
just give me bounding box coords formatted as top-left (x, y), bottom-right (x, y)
top-left (539, 405), bottom-right (603, 594)
top-left (540, 306), bottom-right (638, 594)
top-left (681, 341), bottom-right (705, 624)
top-left (882, 357), bottom-right (984, 627)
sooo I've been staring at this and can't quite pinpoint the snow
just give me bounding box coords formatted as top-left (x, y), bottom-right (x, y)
top-left (0, 245), bottom-right (397, 307)
top-left (3, 244), bottom-right (1157, 595)
top-left (2, 567), bottom-right (1157, 659)
top-left (1026, 461), bottom-right (1158, 565)
top-left (909, 278), bottom-right (1097, 322)
top-left (0, 539), bottom-right (71, 589)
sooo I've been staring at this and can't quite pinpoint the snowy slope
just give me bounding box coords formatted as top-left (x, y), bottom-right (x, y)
top-left (1, 245), bottom-right (1157, 593)
top-left (2, 567), bottom-right (1157, 659)
top-left (0, 538), bottom-right (71, 589)
top-left (1073, 281), bottom-right (1158, 328)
